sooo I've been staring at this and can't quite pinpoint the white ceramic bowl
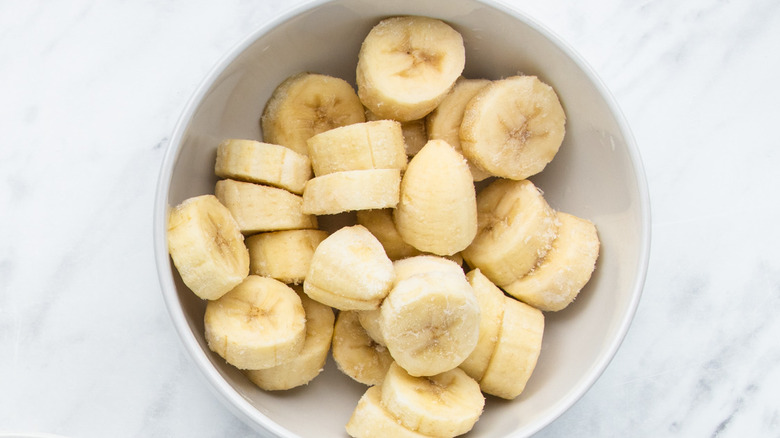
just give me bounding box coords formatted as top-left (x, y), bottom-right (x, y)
top-left (154, 0), bottom-right (651, 436)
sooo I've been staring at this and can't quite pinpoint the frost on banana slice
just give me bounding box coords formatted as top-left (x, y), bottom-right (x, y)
top-left (167, 194), bottom-right (249, 301)
top-left (381, 362), bottom-right (484, 438)
top-left (366, 109), bottom-right (428, 156)
top-left (215, 179), bottom-right (317, 234)
top-left (460, 75), bottom-right (566, 180)
top-left (462, 178), bottom-right (559, 287)
top-left (214, 139), bottom-right (312, 194)
top-left (332, 311), bottom-right (394, 386)
top-left (244, 291), bottom-right (334, 390)
top-left (245, 229), bottom-right (328, 285)
top-left (306, 120), bottom-right (407, 176)
top-left (394, 139), bottom-right (477, 256)
top-left (503, 212), bottom-right (600, 311)
top-left (261, 72), bottom-right (365, 156)
top-left (302, 169), bottom-right (401, 215)
top-left (356, 16), bottom-right (466, 122)
top-left (204, 275), bottom-right (306, 370)
top-left (304, 225), bottom-right (395, 311)
top-left (459, 269), bottom-right (506, 382)
top-left (346, 386), bottom-right (432, 438)
top-left (381, 270), bottom-right (479, 377)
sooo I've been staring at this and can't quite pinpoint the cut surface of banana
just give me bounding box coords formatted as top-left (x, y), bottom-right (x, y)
top-left (332, 310), bottom-right (394, 386)
top-left (244, 291), bottom-right (335, 390)
top-left (346, 386), bottom-right (432, 438)
top-left (214, 139), bottom-right (312, 194)
top-left (167, 194), bottom-right (250, 301)
top-left (204, 275), bottom-right (306, 370)
top-left (356, 16), bottom-right (466, 122)
top-left (302, 169), bottom-right (401, 215)
top-left (261, 72), bottom-right (366, 156)
top-left (459, 269), bottom-right (506, 382)
top-left (245, 229), bottom-right (328, 285)
top-left (460, 75), bottom-right (566, 180)
top-left (503, 212), bottom-right (600, 311)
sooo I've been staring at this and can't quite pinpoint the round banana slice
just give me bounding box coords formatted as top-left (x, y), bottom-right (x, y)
top-left (356, 16), bottom-right (466, 122)
top-left (245, 229), bottom-right (328, 285)
top-left (244, 291), bottom-right (335, 390)
top-left (214, 139), bottom-right (312, 194)
top-left (459, 269), bottom-right (506, 382)
top-left (346, 386), bottom-right (431, 438)
top-left (461, 178), bottom-right (559, 287)
top-left (261, 72), bottom-right (366, 156)
top-left (204, 275), bottom-right (306, 370)
top-left (381, 362), bottom-right (484, 438)
top-left (167, 194), bottom-right (249, 300)
top-left (502, 212), bottom-right (600, 311)
top-left (301, 169), bottom-right (401, 215)
top-left (460, 75), bottom-right (566, 180)
top-left (332, 311), bottom-right (394, 386)
top-left (366, 109), bottom-right (428, 156)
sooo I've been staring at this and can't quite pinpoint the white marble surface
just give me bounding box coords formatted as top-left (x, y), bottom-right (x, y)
top-left (1, 0), bottom-right (778, 436)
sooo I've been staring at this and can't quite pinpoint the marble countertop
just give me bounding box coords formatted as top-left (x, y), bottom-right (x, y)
top-left (1, 0), bottom-right (778, 436)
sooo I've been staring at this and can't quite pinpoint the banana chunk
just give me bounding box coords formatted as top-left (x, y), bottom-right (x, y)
top-left (214, 139), bottom-right (312, 194)
top-left (332, 310), bottom-right (394, 386)
top-left (167, 194), bottom-right (249, 300)
top-left (302, 169), bottom-right (401, 215)
top-left (261, 72), bottom-right (366, 156)
top-left (460, 75), bottom-right (566, 180)
top-left (244, 290), bottom-right (335, 390)
top-left (392, 254), bottom-right (464, 284)
top-left (503, 212), bottom-right (600, 311)
top-left (204, 275), bottom-right (306, 370)
top-left (357, 16), bottom-right (466, 122)
top-left (366, 109), bottom-right (428, 156)
top-left (357, 209), bottom-right (422, 261)
top-left (346, 386), bottom-right (432, 438)
top-left (356, 308), bottom-right (386, 346)
top-left (304, 225), bottom-right (395, 310)
top-left (381, 362), bottom-right (484, 438)
top-left (462, 178), bottom-right (559, 286)
top-left (245, 229), bottom-right (328, 285)
top-left (394, 139), bottom-right (477, 256)
top-left (459, 269), bottom-right (506, 382)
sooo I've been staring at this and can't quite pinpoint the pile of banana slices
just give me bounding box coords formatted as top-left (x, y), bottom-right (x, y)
top-left (167, 15), bottom-right (600, 438)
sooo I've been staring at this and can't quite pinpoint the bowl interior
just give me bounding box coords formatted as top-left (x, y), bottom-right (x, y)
top-left (155, 0), bottom-right (650, 436)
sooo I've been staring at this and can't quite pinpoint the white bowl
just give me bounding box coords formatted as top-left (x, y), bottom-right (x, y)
top-left (153, 0), bottom-right (651, 436)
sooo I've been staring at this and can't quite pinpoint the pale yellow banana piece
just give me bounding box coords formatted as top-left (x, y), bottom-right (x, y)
top-left (245, 229), bottom-right (328, 285)
top-left (460, 75), bottom-right (566, 180)
top-left (346, 386), bottom-right (433, 438)
top-left (394, 139), bottom-right (477, 256)
top-left (261, 72), bottom-right (366, 156)
top-left (332, 311), bottom-right (394, 386)
top-left (306, 120), bottom-right (407, 176)
top-left (304, 225), bottom-right (395, 310)
top-left (204, 275), bottom-right (306, 370)
top-left (244, 291), bottom-right (335, 390)
top-left (459, 269), bottom-right (506, 382)
top-left (503, 212), bottom-right (600, 311)
top-left (356, 209), bottom-right (421, 260)
top-left (356, 16), bottom-right (465, 122)
top-left (214, 139), bottom-right (312, 194)
top-left (381, 362), bottom-right (484, 438)
top-left (366, 109), bottom-right (428, 156)
top-left (425, 77), bottom-right (492, 181)
top-left (357, 308), bottom-right (386, 346)
top-left (167, 194), bottom-right (249, 300)
top-left (461, 178), bottom-right (558, 286)
top-left (381, 270), bottom-right (479, 376)
top-left (214, 179), bottom-right (317, 234)
top-left (391, 254), bottom-right (464, 284)
top-left (479, 296), bottom-right (544, 400)
top-left (302, 169), bottom-right (401, 215)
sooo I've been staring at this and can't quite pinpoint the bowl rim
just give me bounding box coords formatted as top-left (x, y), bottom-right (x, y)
top-left (153, 0), bottom-right (652, 436)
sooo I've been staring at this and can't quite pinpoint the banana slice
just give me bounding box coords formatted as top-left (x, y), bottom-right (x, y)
top-left (459, 269), bottom-right (506, 382)
top-left (502, 212), bottom-right (600, 311)
top-left (332, 310), bottom-right (394, 386)
top-left (381, 270), bottom-right (479, 377)
top-left (214, 139), bottom-right (312, 194)
top-left (245, 229), bottom-right (328, 285)
top-left (306, 120), bottom-right (407, 176)
top-left (394, 139), bottom-right (477, 256)
top-left (357, 308), bottom-right (386, 346)
top-left (425, 77), bottom-right (492, 181)
top-left (346, 386), bottom-right (432, 438)
top-left (261, 72), bottom-right (366, 156)
top-left (380, 362), bottom-right (484, 438)
top-left (302, 169), bottom-right (401, 215)
top-left (204, 275), bottom-right (306, 370)
top-left (479, 296), bottom-right (544, 400)
top-left (366, 109), bottom-right (428, 156)
top-left (460, 75), bottom-right (566, 180)
top-left (167, 194), bottom-right (250, 300)
top-left (244, 290), bottom-right (335, 390)
top-left (356, 16), bottom-right (466, 122)
top-left (392, 254), bottom-right (464, 284)
top-left (356, 209), bottom-right (421, 261)
top-left (215, 179), bottom-right (317, 234)
top-left (304, 225), bottom-right (395, 310)
top-left (461, 178), bottom-right (559, 287)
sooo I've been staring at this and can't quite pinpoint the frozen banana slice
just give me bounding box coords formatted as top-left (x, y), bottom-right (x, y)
top-left (459, 269), bottom-right (506, 382)
top-left (346, 386), bottom-right (432, 438)
top-left (366, 109), bottom-right (428, 156)
top-left (356, 209), bottom-right (421, 261)
top-left (392, 254), bottom-right (464, 284)
top-left (214, 139), bottom-right (312, 194)
top-left (302, 169), bottom-right (401, 215)
top-left (245, 229), bottom-right (328, 284)
top-left (332, 310), bottom-right (394, 386)
top-left (356, 308), bottom-right (386, 346)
